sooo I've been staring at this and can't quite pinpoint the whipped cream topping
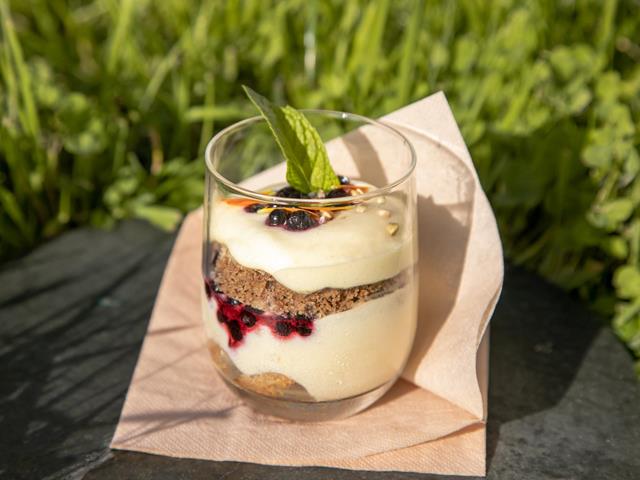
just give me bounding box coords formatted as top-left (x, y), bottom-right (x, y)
top-left (209, 184), bottom-right (414, 293)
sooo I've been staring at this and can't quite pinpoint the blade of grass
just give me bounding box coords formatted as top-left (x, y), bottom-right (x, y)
top-left (0, 0), bottom-right (40, 138)
top-left (139, 45), bottom-right (180, 112)
top-left (597, 0), bottom-right (618, 55)
top-left (332, 1), bottom-right (359, 72)
top-left (106, 0), bottom-right (135, 75)
top-left (396, 0), bottom-right (424, 107)
top-left (197, 73), bottom-right (215, 156)
top-left (185, 104), bottom-right (250, 123)
top-left (304, 0), bottom-right (317, 84)
top-left (0, 185), bottom-right (33, 242)
top-left (348, 0), bottom-right (390, 98)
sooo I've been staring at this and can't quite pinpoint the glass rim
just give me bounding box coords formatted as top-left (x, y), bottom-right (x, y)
top-left (204, 109), bottom-right (417, 205)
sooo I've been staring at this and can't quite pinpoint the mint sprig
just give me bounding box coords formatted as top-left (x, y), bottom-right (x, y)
top-left (242, 86), bottom-right (339, 194)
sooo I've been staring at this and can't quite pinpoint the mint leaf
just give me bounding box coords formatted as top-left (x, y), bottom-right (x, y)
top-left (242, 86), bottom-right (339, 193)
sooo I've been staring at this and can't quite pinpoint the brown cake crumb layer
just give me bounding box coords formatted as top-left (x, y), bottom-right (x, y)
top-left (207, 340), bottom-right (314, 401)
top-left (236, 373), bottom-right (296, 398)
top-left (210, 242), bottom-right (407, 318)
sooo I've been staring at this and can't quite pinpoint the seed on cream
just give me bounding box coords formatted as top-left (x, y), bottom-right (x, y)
top-left (377, 209), bottom-right (390, 218)
top-left (386, 223), bottom-right (399, 236)
top-left (319, 211), bottom-right (334, 224)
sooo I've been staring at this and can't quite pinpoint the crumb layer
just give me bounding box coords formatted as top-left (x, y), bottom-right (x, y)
top-left (211, 242), bottom-right (407, 317)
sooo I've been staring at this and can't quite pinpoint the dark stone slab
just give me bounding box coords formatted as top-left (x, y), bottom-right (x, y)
top-left (0, 220), bottom-right (638, 479)
top-left (0, 220), bottom-right (175, 480)
top-left (486, 266), bottom-right (640, 479)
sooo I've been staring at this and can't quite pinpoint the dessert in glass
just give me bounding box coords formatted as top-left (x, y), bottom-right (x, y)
top-left (202, 93), bottom-right (417, 421)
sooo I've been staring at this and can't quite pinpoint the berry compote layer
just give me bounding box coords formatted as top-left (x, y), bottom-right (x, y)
top-left (203, 180), bottom-right (417, 402)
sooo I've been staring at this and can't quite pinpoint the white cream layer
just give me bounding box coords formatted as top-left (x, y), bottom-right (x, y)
top-left (203, 284), bottom-right (417, 401)
top-left (209, 192), bottom-right (413, 293)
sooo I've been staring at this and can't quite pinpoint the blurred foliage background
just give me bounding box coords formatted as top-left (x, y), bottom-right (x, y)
top-left (0, 0), bottom-right (639, 371)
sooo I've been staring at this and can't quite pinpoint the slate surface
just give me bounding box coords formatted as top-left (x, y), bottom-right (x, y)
top-left (0, 220), bottom-right (638, 480)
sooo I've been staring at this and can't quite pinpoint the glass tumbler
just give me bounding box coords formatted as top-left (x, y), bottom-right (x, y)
top-left (202, 111), bottom-right (417, 421)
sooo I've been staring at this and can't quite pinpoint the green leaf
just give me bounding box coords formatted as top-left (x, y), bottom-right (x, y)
top-left (614, 265), bottom-right (640, 299)
top-left (603, 236), bottom-right (628, 260)
top-left (133, 205), bottom-right (182, 231)
top-left (588, 198), bottom-right (635, 231)
top-left (242, 85), bottom-right (339, 193)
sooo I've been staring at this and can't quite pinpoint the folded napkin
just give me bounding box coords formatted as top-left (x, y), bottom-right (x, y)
top-left (111, 92), bottom-right (503, 476)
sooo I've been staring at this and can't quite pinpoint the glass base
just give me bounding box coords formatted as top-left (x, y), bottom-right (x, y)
top-left (221, 375), bottom-right (396, 422)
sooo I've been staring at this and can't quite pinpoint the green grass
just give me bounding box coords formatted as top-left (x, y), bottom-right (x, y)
top-left (1, 0), bottom-right (639, 372)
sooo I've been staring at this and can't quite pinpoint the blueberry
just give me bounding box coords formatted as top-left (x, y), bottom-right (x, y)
top-left (285, 211), bottom-right (317, 231)
top-left (294, 313), bottom-right (313, 336)
top-left (204, 280), bottom-right (213, 298)
top-left (327, 188), bottom-right (349, 198)
top-left (216, 310), bottom-right (228, 323)
top-left (275, 320), bottom-right (293, 336)
top-left (276, 186), bottom-right (303, 198)
top-left (338, 175), bottom-right (350, 185)
top-left (227, 297), bottom-right (240, 306)
top-left (244, 203), bottom-right (265, 213)
top-left (241, 311), bottom-right (256, 327)
top-left (266, 209), bottom-right (288, 226)
top-left (228, 321), bottom-right (243, 342)
top-left (245, 305), bottom-right (264, 315)
top-left (297, 325), bottom-right (312, 336)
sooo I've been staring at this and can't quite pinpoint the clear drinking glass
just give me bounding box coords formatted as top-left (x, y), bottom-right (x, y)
top-left (202, 111), bottom-right (417, 421)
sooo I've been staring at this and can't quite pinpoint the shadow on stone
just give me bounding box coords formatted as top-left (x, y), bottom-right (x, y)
top-left (486, 264), bottom-right (602, 470)
top-left (0, 220), bottom-right (175, 479)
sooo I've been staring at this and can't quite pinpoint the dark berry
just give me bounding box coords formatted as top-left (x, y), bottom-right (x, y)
top-left (204, 280), bottom-right (213, 298)
top-left (244, 203), bottom-right (265, 213)
top-left (276, 186), bottom-right (303, 198)
top-left (294, 313), bottom-right (313, 336)
top-left (228, 321), bottom-right (243, 342)
top-left (245, 305), bottom-right (264, 315)
top-left (267, 209), bottom-right (288, 226)
top-left (227, 297), bottom-right (240, 306)
top-left (216, 310), bottom-right (228, 323)
top-left (297, 325), bottom-right (313, 336)
top-left (327, 188), bottom-right (349, 198)
top-left (285, 211), bottom-right (317, 231)
top-left (338, 175), bottom-right (350, 185)
top-left (275, 320), bottom-right (293, 336)
top-left (241, 311), bottom-right (256, 327)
